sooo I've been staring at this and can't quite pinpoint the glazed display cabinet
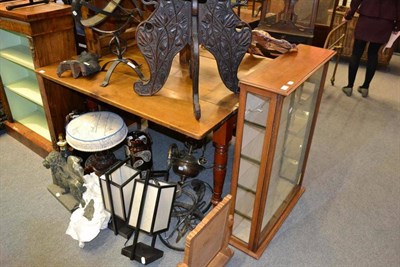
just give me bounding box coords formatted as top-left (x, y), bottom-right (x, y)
top-left (313, 0), bottom-right (340, 47)
top-left (230, 44), bottom-right (335, 258)
top-left (0, 2), bottom-right (76, 157)
top-left (257, 0), bottom-right (320, 44)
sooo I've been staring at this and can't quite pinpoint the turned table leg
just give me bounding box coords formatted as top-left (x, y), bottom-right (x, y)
top-left (211, 114), bottom-right (236, 205)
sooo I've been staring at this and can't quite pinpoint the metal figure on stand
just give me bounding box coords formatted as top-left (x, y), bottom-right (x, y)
top-left (71, 0), bottom-right (146, 86)
top-left (99, 25), bottom-right (147, 86)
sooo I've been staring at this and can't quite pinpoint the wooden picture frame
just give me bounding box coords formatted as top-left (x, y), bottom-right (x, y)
top-left (177, 194), bottom-right (234, 267)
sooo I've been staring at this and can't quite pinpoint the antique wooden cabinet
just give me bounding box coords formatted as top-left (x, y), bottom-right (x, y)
top-left (229, 45), bottom-right (335, 258)
top-left (0, 2), bottom-right (76, 157)
top-left (313, 0), bottom-right (340, 47)
top-left (257, 0), bottom-right (320, 44)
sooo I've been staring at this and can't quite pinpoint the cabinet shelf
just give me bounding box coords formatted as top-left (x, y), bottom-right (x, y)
top-left (237, 183), bottom-right (257, 195)
top-left (283, 134), bottom-right (304, 160)
top-left (17, 110), bottom-right (51, 141)
top-left (243, 119), bottom-right (265, 130)
top-left (234, 209), bottom-right (252, 221)
top-left (241, 122), bottom-right (266, 160)
top-left (5, 77), bottom-right (42, 106)
top-left (240, 153), bottom-right (261, 165)
top-left (287, 112), bottom-right (309, 136)
top-left (0, 45), bottom-right (34, 70)
top-left (5, 89), bottom-right (50, 141)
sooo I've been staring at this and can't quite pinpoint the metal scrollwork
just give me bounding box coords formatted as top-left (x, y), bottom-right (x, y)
top-left (134, 0), bottom-right (252, 119)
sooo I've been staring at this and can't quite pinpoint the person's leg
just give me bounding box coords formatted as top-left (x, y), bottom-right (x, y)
top-left (360, 42), bottom-right (381, 89)
top-left (357, 42), bottom-right (381, 97)
top-left (343, 39), bottom-right (367, 96)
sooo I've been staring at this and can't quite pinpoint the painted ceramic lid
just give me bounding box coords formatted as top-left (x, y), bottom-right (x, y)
top-left (66, 111), bottom-right (128, 152)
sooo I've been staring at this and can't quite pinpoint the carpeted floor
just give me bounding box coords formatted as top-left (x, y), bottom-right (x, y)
top-left (0, 54), bottom-right (399, 267)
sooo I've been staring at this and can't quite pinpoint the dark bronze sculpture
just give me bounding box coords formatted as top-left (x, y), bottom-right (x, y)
top-left (134, 0), bottom-right (252, 119)
top-left (43, 151), bottom-right (87, 208)
top-left (57, 51), bottom-right (101, 78)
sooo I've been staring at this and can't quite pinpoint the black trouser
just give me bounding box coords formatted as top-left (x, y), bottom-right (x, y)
top-left (347, 39), bottom-right (382, 89)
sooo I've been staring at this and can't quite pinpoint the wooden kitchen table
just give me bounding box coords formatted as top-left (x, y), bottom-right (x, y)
top-left (36, 46), bottom-right (271, 204)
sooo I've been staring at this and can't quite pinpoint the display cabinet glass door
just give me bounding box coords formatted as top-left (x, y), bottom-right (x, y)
top-left (260, 67), bottom-right (322, 239)
top-left (232, 92), bottom-right (270, 243)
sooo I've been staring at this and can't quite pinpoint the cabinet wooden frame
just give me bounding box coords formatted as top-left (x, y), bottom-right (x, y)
top-left (229, 44), bottom-right (335, 259)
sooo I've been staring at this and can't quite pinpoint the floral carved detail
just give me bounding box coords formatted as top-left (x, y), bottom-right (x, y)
top-left (199, 0), bottom-right (252, 93)
top-left (134, 0), bottom-right (191, 95)
top-left (134, 0), bottom-right (251, 117)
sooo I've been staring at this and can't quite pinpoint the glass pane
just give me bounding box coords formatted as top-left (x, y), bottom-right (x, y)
top-left (261, 0), bottom-right (318, 29)
top-left (232, 213), bottom-right (252, 243)
top-left (241, 122), bottom-right (265, 161)
top-left (260, 67), bottom-right (323, 235)
top-left (315, 0), bottom-right (337, 25)
top-left (235, 187), bottom-right (256, 219)
top-left (232, 92), bottom-right (270, 243)
top-left (241, 93), bottom-right (270, 161)
top-left (244, 93), bottom-right (270, 126)
top-left (237, 158), bottom-right (260, 191)
top-left (294, 0), bottom-right (316, 27)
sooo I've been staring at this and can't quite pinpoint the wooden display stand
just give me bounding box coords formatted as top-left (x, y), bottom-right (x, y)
top-left (230, 45), bottom-right (335, 258)
top-left (0, 2), bottom-right (76, 157)
top-left (177, 195), bottom-right (234, 267)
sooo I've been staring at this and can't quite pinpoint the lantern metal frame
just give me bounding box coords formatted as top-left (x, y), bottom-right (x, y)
top-left (99, 156), bottom-right (140, 238)
top-left (122, 170), bottom-right (176, 265)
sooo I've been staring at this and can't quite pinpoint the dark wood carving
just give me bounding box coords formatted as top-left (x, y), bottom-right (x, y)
top-left (134, 0), bottom-right (251, 119)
